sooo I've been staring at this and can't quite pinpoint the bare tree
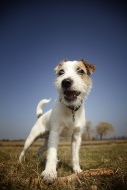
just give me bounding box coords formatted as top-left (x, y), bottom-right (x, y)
top-left (82, 121), bottom-right (93, 140)
top-left (95, 122), bottom-right (114, 140)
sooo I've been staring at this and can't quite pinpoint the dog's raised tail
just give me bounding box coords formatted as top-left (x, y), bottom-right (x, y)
top-left (36, 99), bottom-right (51, 118)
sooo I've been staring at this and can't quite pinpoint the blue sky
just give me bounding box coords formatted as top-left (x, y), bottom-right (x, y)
top-left (0, 0), bottom-right (127, 139)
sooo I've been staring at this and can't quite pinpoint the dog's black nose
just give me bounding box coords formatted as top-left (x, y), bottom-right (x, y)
top-left (62, 78), bottom-right (73, 88)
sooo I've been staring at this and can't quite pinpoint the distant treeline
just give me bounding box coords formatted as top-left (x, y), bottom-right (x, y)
top-left (0, 136), bottom-right (127, 142)
top-left (0, 139), bottom-right (25, 141)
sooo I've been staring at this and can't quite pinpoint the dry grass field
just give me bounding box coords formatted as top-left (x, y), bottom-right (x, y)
top-left (0, 139), bottom-right (127, 190)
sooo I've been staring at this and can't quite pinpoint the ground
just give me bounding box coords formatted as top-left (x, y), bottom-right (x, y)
top-left (0, 139), bottom-right (127, 190)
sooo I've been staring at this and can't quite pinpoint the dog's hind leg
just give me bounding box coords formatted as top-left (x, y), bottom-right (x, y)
top-left (38, 137), bottom-right (48, 163)
top-left (19, 133), bottom-right (39, 162)
top-left (19, 124), bottom-right (48, 162)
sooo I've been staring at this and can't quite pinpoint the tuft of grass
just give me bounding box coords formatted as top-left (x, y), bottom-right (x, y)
top-left (0, 140), bottom-right (127, 189)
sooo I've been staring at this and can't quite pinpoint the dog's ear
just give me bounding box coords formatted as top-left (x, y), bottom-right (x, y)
top-left (81, 59), bottom-right (96, 75)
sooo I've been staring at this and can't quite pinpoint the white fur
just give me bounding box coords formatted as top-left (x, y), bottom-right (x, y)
top-left (19, 60), bottom-right (94, 183)
top-left (36, 99), bottom-right (51, 117)
top-left (55, 61), bottom-right (89, 108)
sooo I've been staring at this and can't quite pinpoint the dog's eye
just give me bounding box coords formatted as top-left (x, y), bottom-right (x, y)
top-left (77, 69), bottom-right (85, 75)
top-left (58, 69), bottom-right (65, 76)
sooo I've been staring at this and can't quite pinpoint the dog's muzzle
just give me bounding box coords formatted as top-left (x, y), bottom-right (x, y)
top-left (64, 90), bottom-right (80, 102)
top-left (62, 78), bottom-right (73, 88)
top-left (62, 78), bottom-right (81, 102)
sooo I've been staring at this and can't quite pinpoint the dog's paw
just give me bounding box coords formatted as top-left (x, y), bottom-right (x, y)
top-left (73, 165), bottom-right (82, 173)
top-left (41, 170), bottom-right (57, 183)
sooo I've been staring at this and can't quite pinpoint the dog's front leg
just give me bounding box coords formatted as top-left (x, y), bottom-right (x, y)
top-left (41, 130), bottom-right (59, 183)
top-left (71, 128), bottom-right (82, 173)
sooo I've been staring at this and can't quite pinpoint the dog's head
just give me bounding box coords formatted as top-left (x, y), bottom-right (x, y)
top-left (54, 59), bottom-right (96, 110)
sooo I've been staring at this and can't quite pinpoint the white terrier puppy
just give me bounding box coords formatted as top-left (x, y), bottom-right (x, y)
top-left (19, 59), bottom-right (96, 183)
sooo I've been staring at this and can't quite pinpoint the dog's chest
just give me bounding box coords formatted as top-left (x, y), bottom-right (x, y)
top-left (60, 123), bottom-right (75, 137)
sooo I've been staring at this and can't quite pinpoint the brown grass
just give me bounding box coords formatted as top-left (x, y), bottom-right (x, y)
top-left (0, 139), bottom-right (127, 190)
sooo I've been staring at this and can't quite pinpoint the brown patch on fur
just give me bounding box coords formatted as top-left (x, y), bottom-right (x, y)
top-left (54, 60), bottom-right (68, 74)
top-left (77, 61), bottom-right (87, 74)
top-left (81, 59), bottom-right (96, 75)
top-left (37, 113), bottom-right (43, 118)
top-left (76, 61), bottom-right (92, 92)
top-left (54, 59), bottom-right (96, 75)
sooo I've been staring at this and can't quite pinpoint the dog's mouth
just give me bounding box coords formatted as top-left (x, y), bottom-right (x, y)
top-left (64, 90), bottom-right (81, 102)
